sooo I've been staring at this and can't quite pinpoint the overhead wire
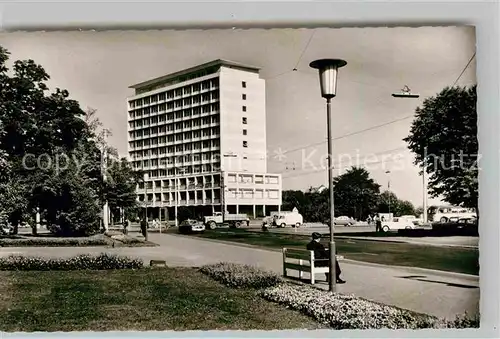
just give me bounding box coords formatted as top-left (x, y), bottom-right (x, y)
top-left (452, 52), bottom-right (476, 87)
top-left (277, 145), bottom-right (409, 175)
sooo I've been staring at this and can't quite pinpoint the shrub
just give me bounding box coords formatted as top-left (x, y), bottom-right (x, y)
top-left (0, 253), bottom-right (143, 271)
top-left (0, 236), bottom-right (109, 247)
top-left (200, 262), bottom-right (283, 289)
top-left (260, 283), bottom-right (478, 329)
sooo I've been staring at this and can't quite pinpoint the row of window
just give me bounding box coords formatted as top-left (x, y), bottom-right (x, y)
top-left (130, 79), bottom-right (220, 108)
top-left (226, 189), bottom-right (280, 199)
top-left (133, 153), bottom-right (221, 166)
top-left (226, 174), bottom-right (280, 185)
top-left (129, 125), bottom-right (219, 140)
top-left (136, 164), bottom-right (220, 177)
top-left (129, 138), bottom-right (220, 152)
top-left (139, 175), bottom-right (221, 189)
top-left (138, 189), bottom-right (279, 203)
top-left (138, 192), bottom-right (220, 203)
top-left (129, 106), bottom-right (220, 127)
top-left (128, 95), bottom-right (220, 120)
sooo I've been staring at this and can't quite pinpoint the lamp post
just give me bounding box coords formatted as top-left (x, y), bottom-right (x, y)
top-left (174, 164), bottom-right (187, 227)
top-left (391, 86), bottom-right (423, 221)
top-left (144, 172), bottom-right (149, 222)
top-left (310, 58), bottom-right (347, 293)
top-left (385, 170), bottom-right (391, 216)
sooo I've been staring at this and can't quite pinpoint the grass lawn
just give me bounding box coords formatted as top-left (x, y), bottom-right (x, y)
top-left (0, 268), bottom-right (324, 332)
top-left (190, 229), bottom-right (479, 276)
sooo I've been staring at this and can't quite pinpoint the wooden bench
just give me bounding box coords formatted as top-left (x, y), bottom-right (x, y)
top-left (282, 248), bottom-right (343, 285)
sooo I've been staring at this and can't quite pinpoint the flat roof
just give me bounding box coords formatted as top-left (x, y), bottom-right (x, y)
top-left (129, 59), bottom-right (261, 90)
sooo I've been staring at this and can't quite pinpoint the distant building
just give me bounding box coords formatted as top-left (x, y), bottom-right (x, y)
top-left (127, 59), bottom-right (282, 219)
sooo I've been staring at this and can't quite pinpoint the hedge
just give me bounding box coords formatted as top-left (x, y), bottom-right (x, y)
top-left (0, 253), bottom-right (144, 271)
top-left (0, 237), bottom-right (109, 247)
top-left (200, 262), bottom-right (283, 289)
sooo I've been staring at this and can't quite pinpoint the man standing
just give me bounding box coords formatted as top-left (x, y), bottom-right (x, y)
top-left (375, 214), bottom-right (382, 232)
top-left (306, 232), bottom-right (345, 284)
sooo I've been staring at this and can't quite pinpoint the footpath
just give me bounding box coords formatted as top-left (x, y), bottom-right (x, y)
top-left (0, 232), bottom-right (479, 320)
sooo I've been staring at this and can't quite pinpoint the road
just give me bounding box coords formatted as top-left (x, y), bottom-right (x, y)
top-left (0, 231), bottom-right (479, 320)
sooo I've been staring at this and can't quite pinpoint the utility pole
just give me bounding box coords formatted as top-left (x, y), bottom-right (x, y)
top-left (102, 128), bottom-right (111, 232)
top-left (423, 147), bottom-right (428, 223)
top-left (385, 170), bottom-right (391, 216)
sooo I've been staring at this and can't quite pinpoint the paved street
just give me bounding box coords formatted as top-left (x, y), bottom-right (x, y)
top-left (0, 232), bottom-right (479, 320)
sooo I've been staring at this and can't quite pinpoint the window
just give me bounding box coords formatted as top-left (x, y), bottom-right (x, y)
top-left (242, 94), bottom-right (247, 100)
top-left (242, 117), bottom-right (247, 124)
top-left (243, 141), bottom-right (248, 148)
top-left (243, 129), bottom-right (247, 136)
top-left (242, 81), bottom-right (246, 88)
top-left (242, 106), bottom-right (247, 112)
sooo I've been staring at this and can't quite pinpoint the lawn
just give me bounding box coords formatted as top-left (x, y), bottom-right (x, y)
top-left (190, 229), bottom-right (479, 276)
top-left (0, 268), bottom-right (324, 332)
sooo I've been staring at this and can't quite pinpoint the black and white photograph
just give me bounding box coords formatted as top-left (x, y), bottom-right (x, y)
top-left (0, 25), bottom-right (479, 331)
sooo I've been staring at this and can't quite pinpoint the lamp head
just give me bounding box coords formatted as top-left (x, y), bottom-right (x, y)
top-left (309, 59), bottom-right (347, 99)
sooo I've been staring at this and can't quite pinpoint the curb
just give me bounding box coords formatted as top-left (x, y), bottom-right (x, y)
top-left (168, 233), bottom-right (479, 281)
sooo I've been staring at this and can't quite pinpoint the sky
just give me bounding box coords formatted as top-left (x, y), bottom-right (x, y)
top-left (0, 26), bottom-right (476, 207)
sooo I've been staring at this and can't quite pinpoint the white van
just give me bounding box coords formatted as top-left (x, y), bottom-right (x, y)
top-left (380, 217), bottom-right (418, 233)
top-left (275, 213), bottom-right (303, 228)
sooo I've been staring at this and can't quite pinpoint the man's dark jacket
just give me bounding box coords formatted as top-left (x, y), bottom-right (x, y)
top-left (306, 240), bottom-right (329, 267)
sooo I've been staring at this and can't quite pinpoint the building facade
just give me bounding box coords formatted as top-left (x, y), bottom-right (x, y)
top-left (127, 59), bottom-right (282, 219)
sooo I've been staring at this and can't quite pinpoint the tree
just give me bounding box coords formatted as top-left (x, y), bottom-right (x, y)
top-left (333, 167), bottom-right (381, 220)
top-left (105, 157), bottom-right (143, 223)
top-left (396, 200), bottom-right (416, 216)
top-left (377, 191), bottom-right (399, 214)
top-left (377, 191), bottom-right (416, 217)
top-left (404, 85), bottom-right (478, 215)
top-left (0, 46), bottom-right (104, 235)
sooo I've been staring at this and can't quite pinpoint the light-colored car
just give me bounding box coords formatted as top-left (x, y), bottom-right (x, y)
top-left (179, 219), bottom-right (205, 234)
top-left (323, 216), bottom-right (356, 226)
top-left (399, 215), bottom-right (423, 226)
top-left (381, 217), bottom-right (417, 233)
top-left (334, 216), bottom-right (356, 226)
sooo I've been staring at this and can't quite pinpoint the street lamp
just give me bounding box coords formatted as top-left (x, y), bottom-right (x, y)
top-left (144, 172), bottom-right (149, 221)
top-left (391, 86), bottom-right (424, 222)
top-left (385, 170), bottom-right (391, 216)
top-left (310, 58), bottom-right (347, 293)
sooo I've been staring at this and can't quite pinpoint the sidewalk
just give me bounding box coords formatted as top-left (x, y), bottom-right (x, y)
top-left (0, 232), bottom-right (479, 320)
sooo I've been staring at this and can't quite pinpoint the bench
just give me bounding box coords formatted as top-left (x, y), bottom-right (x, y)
top-left (282, 248), bottom-right (344, 285)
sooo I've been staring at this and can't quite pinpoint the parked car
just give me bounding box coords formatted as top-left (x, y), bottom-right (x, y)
top-left (399, 215), bottom-right (424, 226)
top-left (380, 217), bottom-right (418, 233)
top-left (324, 216), bottom-right (356, 226)
top-left (178, 219), bottom-right (205, 234)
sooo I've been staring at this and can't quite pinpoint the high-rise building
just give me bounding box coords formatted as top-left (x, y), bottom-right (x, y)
top-left (127, 59), bottom-right (282, 220)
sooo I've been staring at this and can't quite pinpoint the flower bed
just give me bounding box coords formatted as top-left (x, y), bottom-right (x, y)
top-left (200, 262), bottom-right (479, 329)
top-left (0, 253), bottom-right (144, 271)
top-left (199, 262), bottom-right (283, 289)
top-left (261, 283), bottom-right (479, 329)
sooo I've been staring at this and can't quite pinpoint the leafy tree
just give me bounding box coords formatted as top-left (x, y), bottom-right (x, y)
top-left (376, 191), bottom-right (416, 217)
top-left (333, 167), bottom-right (381, 220)
top-left (282, 190), bottom-right (309, 212)
top-left (0, 46), bottom-right (104, 235)
top-left (377, 191), bottom-right (399, 214)
top-left (404, 85), bottom-right (478, 215)
top-left (396, 200), bottom-right (416, 216)
top-left (105, 157), bottom-right (143, 223)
